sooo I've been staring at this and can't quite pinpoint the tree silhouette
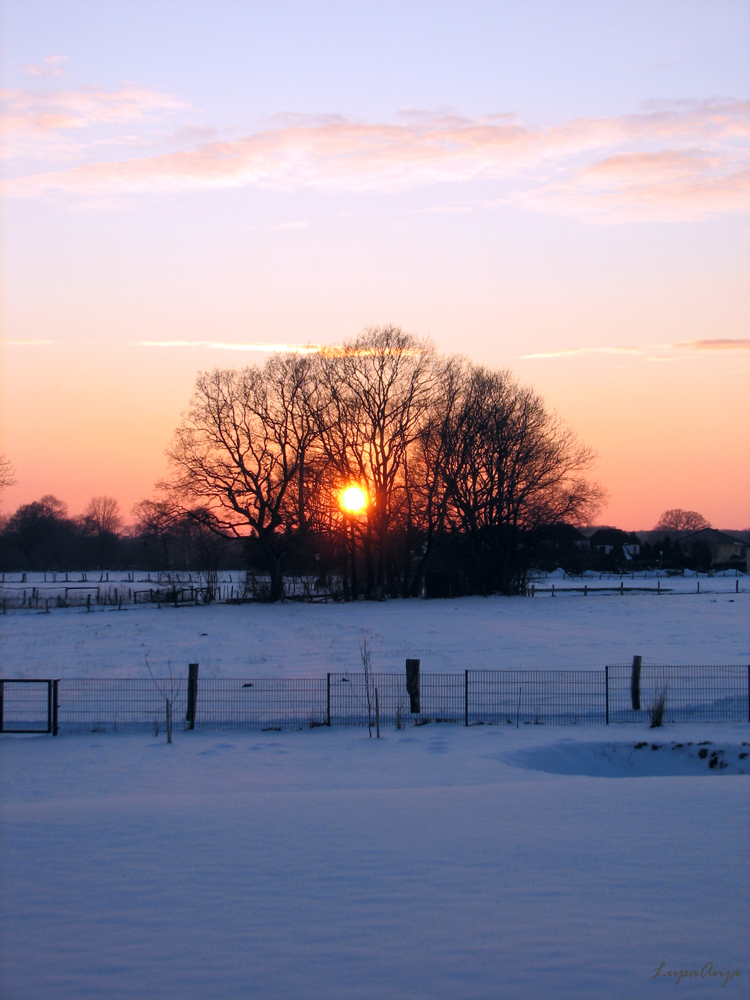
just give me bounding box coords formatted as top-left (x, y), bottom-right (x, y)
top-left (162, 353), bottom-right (318, 601)
top-left (148, 329), bottom-right (605, 600)
top-left (655, 509), bottom-right (710, 532)
top-left (0, 455), bottom-right (17, 496)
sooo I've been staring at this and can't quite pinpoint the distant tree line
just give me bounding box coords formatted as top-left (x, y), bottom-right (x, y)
top-left (0, 493), bottom-right (244, 575)
top-left (0, 328), bottom-right (606, 596)
top-left (530, 523), bottom-right (740, 576)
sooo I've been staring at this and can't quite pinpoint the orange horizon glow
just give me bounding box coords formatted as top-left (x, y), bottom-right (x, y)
top-left (1, 336), bottom-right (748, 530)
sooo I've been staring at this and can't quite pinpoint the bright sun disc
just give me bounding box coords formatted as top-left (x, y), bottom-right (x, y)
top-left (340, 485), bottom-right (368, 513)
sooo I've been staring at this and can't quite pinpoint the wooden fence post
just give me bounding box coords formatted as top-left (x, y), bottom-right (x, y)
top-left (406, 659), bottom-right (420, 715)
top-left (186, 663), bottom-right (199, 729)
top-left (631, 655), bottom-right (642, 711)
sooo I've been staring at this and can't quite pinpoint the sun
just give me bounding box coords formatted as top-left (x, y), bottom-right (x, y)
top-left (339, 484), bottom-right (368, 514)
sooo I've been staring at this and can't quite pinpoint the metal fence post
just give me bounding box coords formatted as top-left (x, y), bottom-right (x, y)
top-left (748, 665), bottom-right (750, 723)
top-left (605, 665), bottom-right (609, 725)
top-left (47, 680), bottom-right (53, 734)
top-left (464, 669), bottom-right (469, 727)
top-left (327, 673), bottom-right (331, 727)
top-left (0, 679), bottom-right (4, 732)
top-left (52, 679), bottom-right (59, 736)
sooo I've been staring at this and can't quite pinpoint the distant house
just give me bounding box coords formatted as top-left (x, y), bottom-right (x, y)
top-left (588, 527), bottom-right (641, 559)
top-left (677, 528), bottom-right (747, 567)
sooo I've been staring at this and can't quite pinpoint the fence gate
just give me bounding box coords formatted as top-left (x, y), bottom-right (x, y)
top-left (0, 679), bottom-right (57, 734)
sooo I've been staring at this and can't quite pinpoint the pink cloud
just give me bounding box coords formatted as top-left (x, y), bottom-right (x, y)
top-left (21, 56), bottom-right (68, 79)
top-left (0, 84), bottom-right (188, 162)
top-left (522, 339), bottom-right (750, 360)
top-left (2, 96), bottom-right (748, 221)
top-left (676, 338), bottom-right (750, 350)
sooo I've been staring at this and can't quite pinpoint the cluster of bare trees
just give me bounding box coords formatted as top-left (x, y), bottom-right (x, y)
top-left (0, 495), bottom-right (124, 570)
top-left (155, 326), bottom-right (603, 600)
top-left (655, 509), bottom-right (711, 532)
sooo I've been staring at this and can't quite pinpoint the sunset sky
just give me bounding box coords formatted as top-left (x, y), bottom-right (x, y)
top-left (1, 0), bottom-right (749, 528)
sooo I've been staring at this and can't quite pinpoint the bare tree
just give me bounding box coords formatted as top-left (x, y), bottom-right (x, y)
top-left (84, 496), bottom-right (123, 535)
top-left (152, 329), bottom-right (604, 601)
top-left (312, 327), bottom-right (439, 597)
top-left (5, 495), bottom-right (72, 568)
top-left (81, 496), bottom-right (123, 568)
top-left (655, 509), bottom-right (711, 532)
top-left (360, 637), bottom-right (374, 737)
top-left (405, 353), bottom-right (474, 595)
top-left (0, 455), bottom-right (17, 497)
top-left (444, 366), bottom-right (604, 594)
top-left (145, 656), bottom-right (179, 743)
top-left (161, 353), bottom-right (319, 601)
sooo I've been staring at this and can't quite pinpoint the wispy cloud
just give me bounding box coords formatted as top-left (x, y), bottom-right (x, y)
top-left (21, 56), bottom-right (68, 79)
top-left (2, 94), bottom-right (748, 220)
top-left (674, 338), bottom-right (750, 350)
top-left (139, 340), bottom-right (321, 353)
top-left (138, 340), bottom-right (422, 357)
top-left (0, 83), bottom-right (188, 162)
top-left (522, 346), bottom-right (649, 359)
top-left (522, 338), bottom-right (750, 360)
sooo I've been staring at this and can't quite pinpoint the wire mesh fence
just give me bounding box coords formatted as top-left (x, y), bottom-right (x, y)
top-left (329, 672), bottom-right (465, 728)
top-left (606, 664), bottom-right (750, 724)
top-left (468, 670), bottom-right (607, 725)
top-left (1, 666), bottom-right (748, 735)
top-left (0, 680), bottom-right (54, 733)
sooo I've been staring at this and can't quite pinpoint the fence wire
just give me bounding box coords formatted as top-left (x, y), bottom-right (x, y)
top-left (1, 666), bottom-right (748, 734)
top-left (468, 669), bottom-right (606, 725)
top-left (0, 680), bottom-right (52, 732)
top-left (606, 664), bottom-right (749, 724)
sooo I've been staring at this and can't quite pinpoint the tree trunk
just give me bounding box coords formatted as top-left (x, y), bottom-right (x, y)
top-left (258, 532), bottom-right (285, 602)
top-left (364, 519), bottom-right (375, 600)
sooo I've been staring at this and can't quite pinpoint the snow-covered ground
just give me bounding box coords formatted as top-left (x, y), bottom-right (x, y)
top-left (1, 591), bottom-right (748, 678)
top-left (1, 724), bottom-right (748, 1000)
top-left (1, 567), bottom-right (746, 601)
top-left (2, 591), bottom-right (748, 998)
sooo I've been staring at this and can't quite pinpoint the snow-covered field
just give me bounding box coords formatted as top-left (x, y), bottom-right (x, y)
top-left (2, 591), bottom-right (748, 999)
top-left (1, 591), bottom-right (748, 678)
top-left (1, 724), bottom-right (748, 1000)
